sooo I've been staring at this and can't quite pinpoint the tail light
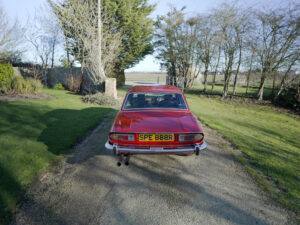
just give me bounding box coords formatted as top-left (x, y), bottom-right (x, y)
top-left (109, 133), bottom-right (135, 141)
top-left (178, 133), bottom-right (204, 143)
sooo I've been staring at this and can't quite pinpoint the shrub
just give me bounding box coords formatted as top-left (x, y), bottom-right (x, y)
top-left (28, 78), bottom-right (43, 93)
top-left (11, 77), bottom-right (43, 94)
top-left (11, 76), bottom-right (26, 93)
top-left (0, 63), bottom-right (14, 93)
top-left (82, 92), bottom-right (119, 106)
top-left (275, 87), bottom-right (300, 112)
top-left (53, 83), bottom-right (65, 90)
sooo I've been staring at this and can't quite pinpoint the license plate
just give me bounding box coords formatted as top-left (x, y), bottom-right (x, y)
top-left (138, 134), bottom-right (174, 142)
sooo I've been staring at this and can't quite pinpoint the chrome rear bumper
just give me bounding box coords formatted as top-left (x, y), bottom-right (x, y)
top-left (105, 141), bottom-right (207, 155)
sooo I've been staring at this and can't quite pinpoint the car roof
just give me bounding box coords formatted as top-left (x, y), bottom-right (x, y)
top-left (128, 85), bottom-right (183, 94)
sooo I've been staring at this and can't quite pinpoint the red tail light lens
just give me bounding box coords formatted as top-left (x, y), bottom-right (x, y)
top-left (109, 133), bottom-right (135, 141)
top-left (178, 133), bottom-right (204, 143)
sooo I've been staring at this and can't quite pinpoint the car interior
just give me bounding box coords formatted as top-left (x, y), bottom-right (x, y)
top-left (124, 93), bottom-right (187, 109)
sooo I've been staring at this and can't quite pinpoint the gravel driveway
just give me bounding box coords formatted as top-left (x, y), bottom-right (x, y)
top-left (13, 113), bottom-right (290, 225)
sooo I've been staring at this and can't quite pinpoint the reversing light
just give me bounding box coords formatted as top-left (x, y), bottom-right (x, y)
top-left (109, 133), bottom-right (135, 141)
top-left (179, 133), bottom-right (204, 142)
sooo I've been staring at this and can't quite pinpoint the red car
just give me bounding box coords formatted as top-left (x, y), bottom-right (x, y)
top-left (105, 85), bottom-right (207, 166)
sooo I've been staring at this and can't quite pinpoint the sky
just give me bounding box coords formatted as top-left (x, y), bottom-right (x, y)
top-left (1, 0), bottom-right (293, 72)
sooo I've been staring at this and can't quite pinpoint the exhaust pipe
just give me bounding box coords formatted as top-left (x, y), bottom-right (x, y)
top-left (124, 155), bottom-right (130, 166)
top-left (116, 154), bottom-right (130, 166)
top-left (195, 146), bottom-right (200, 156)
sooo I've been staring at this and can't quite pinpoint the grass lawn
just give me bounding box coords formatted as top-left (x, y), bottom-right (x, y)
top-left (187, 94), bottom-right (300, 214)
top-left (0, 89), bottom-right (115, 224)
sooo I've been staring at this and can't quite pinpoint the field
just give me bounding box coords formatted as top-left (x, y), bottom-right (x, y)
top-left (125, 72), bottom-right (167, 85)
top-left (0, 89), bottom-right (114, 224)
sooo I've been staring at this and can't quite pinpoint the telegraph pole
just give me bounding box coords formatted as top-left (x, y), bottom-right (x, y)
top-left (98, 0), bottom-right (104, 80)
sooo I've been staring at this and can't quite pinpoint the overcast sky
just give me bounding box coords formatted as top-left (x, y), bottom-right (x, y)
top-left (1, 0), bottom-right (293, 72)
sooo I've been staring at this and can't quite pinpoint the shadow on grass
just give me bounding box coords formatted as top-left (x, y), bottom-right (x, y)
top-left (0, 101), bottom-right (116, 224)
top-left (0, 164), bottom-right (23, 225)
top-left (38, 107), bottom-right (116, 155)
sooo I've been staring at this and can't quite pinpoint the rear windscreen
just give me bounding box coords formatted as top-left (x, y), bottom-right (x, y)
top-left (123, 93), bottom-right (187, 109)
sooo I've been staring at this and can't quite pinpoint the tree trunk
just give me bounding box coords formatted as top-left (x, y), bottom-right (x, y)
top-left (168, 63), bottom-right (177, 86)
top-left (233, 46), bottom-right (242, 96)
top-left (222, 53), bottom-right (234, 99)
top-left (66, 39), bottom-right (72, 68)
top-left (183, 78), bottom-right (187, 90)
top-left (173, 76), bottom-right (177, 87)
top-left (211, 72), bottom-right (217, 92)
top-left (232, 71), bottom-right (238, 96)
top-left (223, 67), bottom-right (232, 99)
top-left (246, 72), bottom-right (251, 95)
top-left (223, 80), bottom-right (228, 98)
top-left (296, 81), bottom-right (300, 102)
top-left (257, 73), bottom-right (266, 101)
top-left (275, 61), bottom-right (294, 100)
top-left (275, 86), bottom-right (284, 100)
top-left (203, 64), bottom-right (209, 92)
top-left (67, 50), bottom-right (70, 66)
top-left (245, 52), bottom-right (253, 95)
top-left (212, 47), bottom-right (221, 92)
top-left (51, 43), bottom-right (55, 68)
top-left (271, 72), bottom-right (277, 98)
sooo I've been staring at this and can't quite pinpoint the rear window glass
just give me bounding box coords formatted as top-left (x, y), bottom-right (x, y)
top-left (123, 93), bottom-right (187, 109)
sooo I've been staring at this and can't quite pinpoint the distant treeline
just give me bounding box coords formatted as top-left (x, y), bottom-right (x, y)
top-left (155, 3), bottom-right (299, 103)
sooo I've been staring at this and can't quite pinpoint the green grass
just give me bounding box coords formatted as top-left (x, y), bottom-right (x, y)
top-left (0, 89), bottom-right (115, 224)
top-left (187, 94), bottom-right (300, 214)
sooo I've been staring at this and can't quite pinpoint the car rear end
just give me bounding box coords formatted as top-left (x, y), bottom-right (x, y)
top-left (105, 132), bottom-right (207, 155)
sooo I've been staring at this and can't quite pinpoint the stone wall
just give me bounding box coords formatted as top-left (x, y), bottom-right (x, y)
top-left (46, 67), bottom-right (84, 87)
top-left (46, 67), bottom-right (103, 94)
top-left (13, 66), bottom-right (117, 96)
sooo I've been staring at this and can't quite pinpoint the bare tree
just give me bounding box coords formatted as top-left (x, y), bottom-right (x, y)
top-left (254, 6), bottom-right (299, 100)
top-left (213, 4), bottom-right (241, 99)
top-left (211, 48), bottom-right (220, 91)
top-left (49, 0), bottom-right (121, 88)
top-left (38, 5), bottom-right (63, 68)
top-left (232, 11), bottom-right (249, 96)
top-left (25, 14), bottom-right (53, 70)
top-left (244, 46), bottom-right (256, 94)
top-left (155, 7), bottom-right (202, 89)
top-left (0, 4), bottom-right (24, 62)
top-left (155, 2), bottom-right (299, 102)
top-left (177, 16), bottom-right (202, 88)
top-left (196, 15), bottom-right (218, 92)
top-left (155, 7), bottom-right (184, 87)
